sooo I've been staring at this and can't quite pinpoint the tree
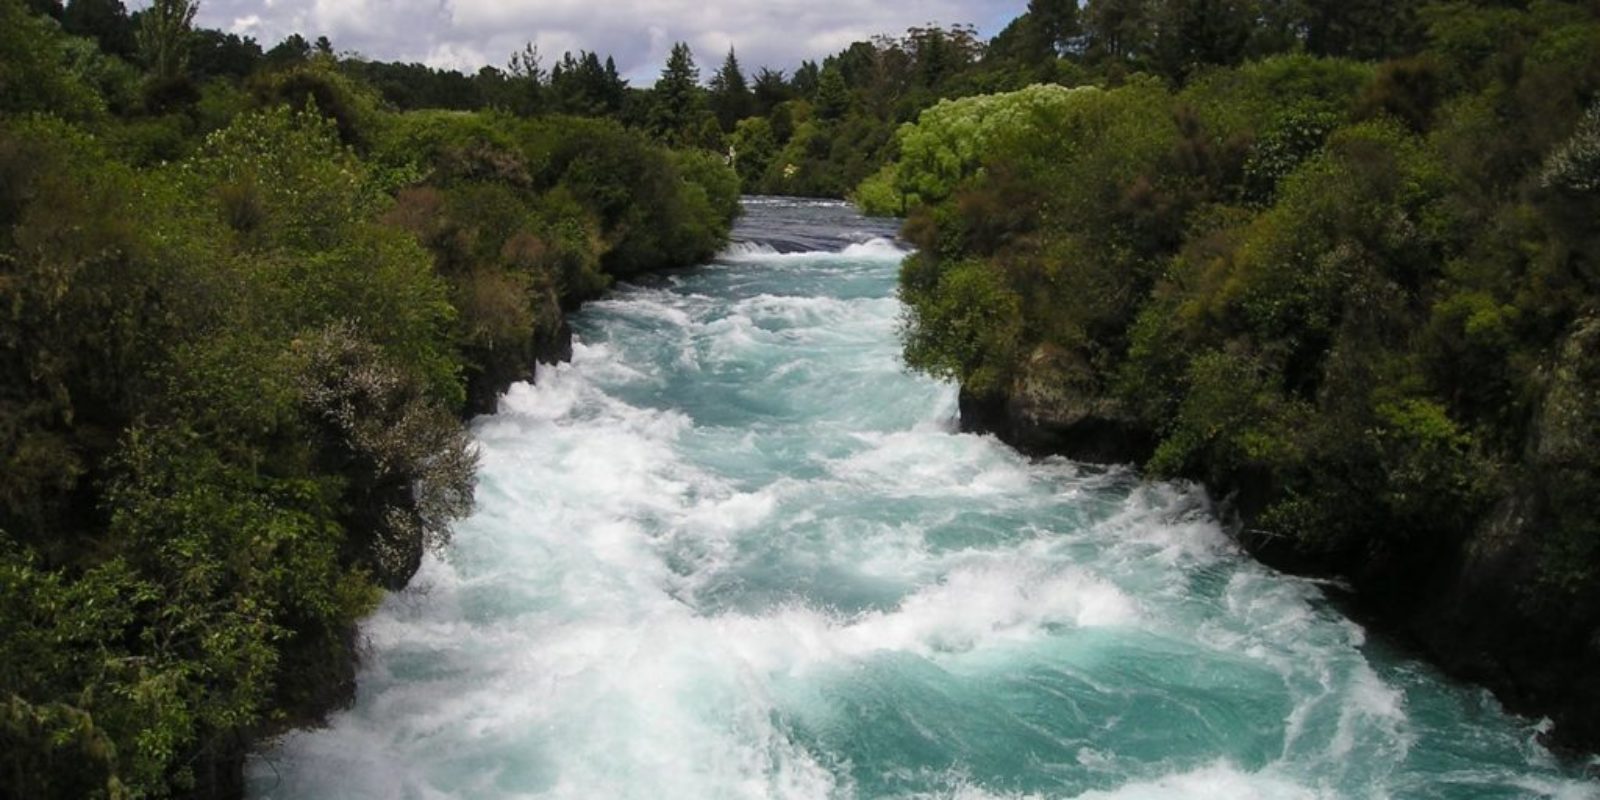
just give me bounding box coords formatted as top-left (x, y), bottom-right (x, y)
top-left (709, 47), bottom-right (753, 131)
top-left (730, 116), bottom-right (779, 191)
top-left (190, 29), bottom-right (263, 78)
top-left (24, 0), bottom-right (62, 18)
top-left (1301, 0), bottom-right (1422, 60)
top-left (992, 0), bottom-right (1082, 73)
top-left (61, 0), bottom-right (136, 58)
top-left (793, 59), bottom-right (821, 97)
top-left (752, 67), bottom-right (792, 116)
top-left (135, 0), bottom-right (198, 81)
top-left (265, 32), bottom-right (310, 67)
top-left (0, 0), bottom-right (104, 118)
top-left (549, 50), bottom-right (627, 116)
top-left (506, 41), bottom-right (544, 114)
top-left (814, 65), bottom-right (851, 121)
top-left (1082, 0), bottom-right (1153, 68)
top-left (1027, 0), bottom-right (1081, 58)
top-left (905, 25), bottom-right (981, 89)
top-left (1152, 0), bottom-right (1253, 83)
top-left (650, 41), bottom-right (707, 146)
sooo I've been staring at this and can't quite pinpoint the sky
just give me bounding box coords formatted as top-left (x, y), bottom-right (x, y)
top-left (195, 0), bottom-right (1028, 83)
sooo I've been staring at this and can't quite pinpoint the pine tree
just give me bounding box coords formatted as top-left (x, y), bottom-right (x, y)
top-left (1082, 0), bottom-right (1152, 68)
top-left (814, 65), bottom-right (850, 121)
top-left (1300, 0), bottom-right (1421, 60)
top-left (548, 50), bottom-right (628, 116)
top-left (709, 48), bottom-right (753, 131)
top-left (651, 42), bottom-right (707, 146)
top-left (602, 56), bottom-right (627, 113)
top-left (1024, 0), bottom-right (1080, 60)
top-left (751, 67), bottom-right (792, 116)
top-left (1151, 0), bottom-right (1252, 83)
top-left (265, 33), bottom-right (310, 67)
top-left (506, 42), bottom-right (544, 114)
top-left (792, 60), bottom-right (821, 98)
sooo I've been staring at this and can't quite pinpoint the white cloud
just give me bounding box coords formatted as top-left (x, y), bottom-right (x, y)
top-left (230, 13), bottom-right (262, 34)
top-left (197, 0), bottom-right (1025, 82)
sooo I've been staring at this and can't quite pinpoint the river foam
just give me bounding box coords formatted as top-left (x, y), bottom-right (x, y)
top-left (248, 198), bottom-right (1597, 800)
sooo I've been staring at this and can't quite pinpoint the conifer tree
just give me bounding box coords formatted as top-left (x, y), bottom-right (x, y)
top-left (651, 41), bottom-right (707, 146)
top-left (814, 65), bottom-right (850, 120)
top-left (1151, 0), bottom-right (1252, 82)
top-left (751, 67), bottom-right (792, 116)
top-left (507, 41), bottom-right (544, 114)
top-left (1024, 0), bottom-right (1079, 60)
top-left (709, 47), bottom-right (753, 131)
top-left (792, 59), bottom-right (821, 98)
top-left (1082, 0), bottom-right (1152, 68)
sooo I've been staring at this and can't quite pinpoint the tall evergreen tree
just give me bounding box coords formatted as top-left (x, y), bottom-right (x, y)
top-left (190, 28), bottom-right (263, 78)
top-left (549, 50), bottom-right (627, 116)
top-left (265, 32), bottom-right (310, 67)
top-left (751, 67), bottom-right (792, 116)
top-left (1024, 0), bottom-right (1080, 60)
top-left (651, 41), bottom-right (707, 146)
top-left (1082, 0), bottom-right (1153, 68)
top-left (792, 59), bottom-right (821, 98)
top-left (814, 64), bottom-right (850, 120)
top-left (709, 47), bottom-right (753, 131)
top-left (603, 56), bottom-right (626, 111)
top-left (1301, 0), bottom-right (1422, 60)
top-left (506, 41), bottom-right (544, 114)
top-left (1151, 0), bottom-right (1252, 83)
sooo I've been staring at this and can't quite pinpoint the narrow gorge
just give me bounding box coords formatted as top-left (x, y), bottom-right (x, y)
top-left (248, 199), bottom-right (1596, 799)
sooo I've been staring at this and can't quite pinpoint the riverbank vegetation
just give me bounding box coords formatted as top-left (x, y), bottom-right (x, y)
top-left (0, 1), bottom-right (735, 795)
top-left (877, 0), bottom-right (1600, 752)
top-left (7, 0), bottom-right (1600, 792)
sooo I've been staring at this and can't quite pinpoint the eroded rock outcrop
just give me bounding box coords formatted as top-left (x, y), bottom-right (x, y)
top-left (966, 324), bottom-right (1600, 754)
top-left (959, 344), bottom-right (1156, 464)
top-left (1404, 318), bottom-right (1600, 752)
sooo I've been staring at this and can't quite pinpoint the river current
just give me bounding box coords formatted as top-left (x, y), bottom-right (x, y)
top-left (248, 197), bottom-right (1598, 799)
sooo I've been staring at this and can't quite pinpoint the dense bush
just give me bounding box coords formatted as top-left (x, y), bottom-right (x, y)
top-left (0, 2), bottom-right (738, 794)
top-left (879, 1), bottom-right (1600, 619)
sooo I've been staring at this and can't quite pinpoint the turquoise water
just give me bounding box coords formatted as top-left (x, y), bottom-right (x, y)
top-left (248, 198), bottom-right (1598, 799)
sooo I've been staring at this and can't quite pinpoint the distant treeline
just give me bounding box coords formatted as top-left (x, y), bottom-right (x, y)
top-left (8, 0), bottom-right (1460, 202)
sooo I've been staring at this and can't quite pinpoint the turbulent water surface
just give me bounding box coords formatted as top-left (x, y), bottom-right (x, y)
top-left (249, 198), bottom-right (1598, 799)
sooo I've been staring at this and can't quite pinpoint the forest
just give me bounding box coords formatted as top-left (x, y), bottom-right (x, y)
top-left (5, 0), bottom-right (1600, 795)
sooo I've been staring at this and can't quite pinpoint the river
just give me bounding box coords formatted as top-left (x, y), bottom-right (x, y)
top-left (247, 197), bottom-right (1597, 799)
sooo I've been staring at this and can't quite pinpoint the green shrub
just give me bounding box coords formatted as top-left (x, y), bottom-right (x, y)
top-left (900, 258), bottom-right (1025, 395)
top-left (851, 162), bottom-right (905, 216)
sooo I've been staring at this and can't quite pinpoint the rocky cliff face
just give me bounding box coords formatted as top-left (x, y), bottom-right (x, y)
top-left (959, 344), bottom-right (1156, 464)
top-left (1403, 317), bottom-right (1600, 753)
top-left (462, 319), bottom-right (576, 418)
top-left (961, 326), bottom-right (1600, 756)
